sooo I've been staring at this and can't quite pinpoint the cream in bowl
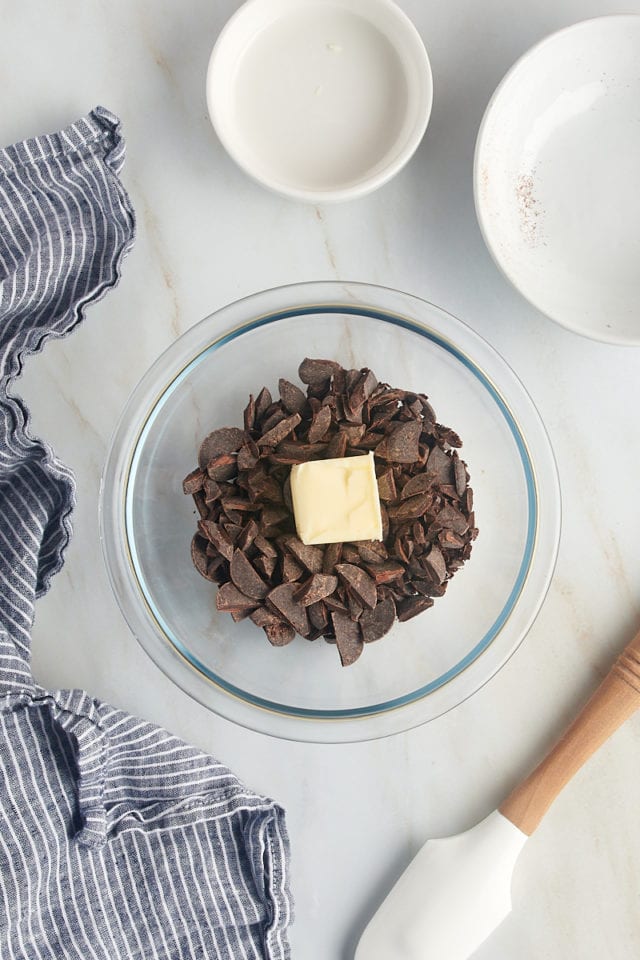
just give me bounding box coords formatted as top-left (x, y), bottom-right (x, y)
top-left (207, 0), bottom-right (433, 202)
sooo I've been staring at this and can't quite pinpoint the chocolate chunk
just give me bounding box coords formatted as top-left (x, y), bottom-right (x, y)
top-left (183, 468), bottom-right (205, 495)
top-left (282, 554), bottom-right (305, 583)
top-left (386, 493), bottom-right (431, 522)
top-left (206, 453), bottom-right (237, 481)
top-left (204, 477), bottom-right (221, 504)
top-left (325, 431), bottom-right (348, 459)
top-left (376, 468), bottom-right (397, 502)
top-left (426, 445), bottom-right (453, 485)
top-left (257, 412), bottom-right (302, 447)
top-left (425, 544), bottom-right (447, 584)
top-left (356, 540), bottom-right (388, 564)
top-left (198, 427), bottom-right (245, 470)
top-left (438, 529), bottom-right (466, 549)
top-left (230, 550), bottom-right (269, 599)
top-left (348, 369), bottom-right (378, 413)
top-left (340, 423), bottom-right (366, 445)
top-left (191, 534), bottom-right (211, 579)
top-left (298, 357), bottom-right (341, 385)
top-left (400, 473), bottom-right (433, 499)
top-left (435, 502), bottom-right (469, 535)
top-left (254, 386), bottom-right (273, 422)
top-left (366, 561), bottom-right (405, 584)
top-left (375, 421), bottom-right (422, 463)
top-left (332, 613), bottom-right (364, 666)
top-left (237, 444), bottom-right (259, 471)
top-left (243, 394), bottom-right (256, 432)
top-left (308, 600), bottom-right (329, 631)
top-left (268, 584), bottom-right (310, 636)
top-left (216, 582), bottom-right (260, 615)
top-left (254, 555), bottom-right (277, 580)
top-left (397, 596), bottom-right (435, 622)
top-left (192, 490), bottom-right (208, 519)
top-left (307, 405), bottom-right (332, 443)
top-left (279, 378), bottom-right (307, 414)
top-left (254, 534), bottom-right (278, 558)
top-left (335, 563), bottom-right (377, 609)
top-left (322, 542), bottom-right (343, 574)
top-left (452, 452), bottom-right (467, 496)
top-left (237, 518), bottom-right (259, 552)
top-left (294, 573), bottom-right (339, 606)
top-left (264, 620), bottom-right (296, 647)
top-left (286, 537), bottom-right (324, 574)
top-left (198, 520), bottom-right (234, 561)
top-left (361, 597), bottom-right (396, 643)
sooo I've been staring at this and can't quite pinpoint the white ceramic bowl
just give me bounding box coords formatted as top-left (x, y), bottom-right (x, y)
top-left (206, 0), bottom-right (433, 202)
top-left (474, 15), bottom-right (640, 345)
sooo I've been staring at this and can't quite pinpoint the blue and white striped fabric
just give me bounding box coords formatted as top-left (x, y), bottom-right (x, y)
top-left (0, 107), bottom-right (292, 959)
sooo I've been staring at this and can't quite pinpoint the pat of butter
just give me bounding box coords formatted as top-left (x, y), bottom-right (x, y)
top-left (290, 451), bottom-right (383, 546)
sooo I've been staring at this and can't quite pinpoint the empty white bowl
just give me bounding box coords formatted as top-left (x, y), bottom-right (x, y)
top-left (206, 0), bottom-right (433, 202)
top-left (474, 15), bottom-right (640, 345)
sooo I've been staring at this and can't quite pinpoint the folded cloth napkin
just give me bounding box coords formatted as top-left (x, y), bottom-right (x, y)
top-left (0, 107), bottom-right (292, 959)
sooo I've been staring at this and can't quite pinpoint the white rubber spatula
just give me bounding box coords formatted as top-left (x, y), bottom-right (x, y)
top-left (355, 628), bottom-right (640, 960)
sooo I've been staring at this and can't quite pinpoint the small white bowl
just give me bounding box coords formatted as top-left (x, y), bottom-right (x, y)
top-left (474, 15), bottom-right (640, 345)
top-left (207, 0), bottom-right (433, 203)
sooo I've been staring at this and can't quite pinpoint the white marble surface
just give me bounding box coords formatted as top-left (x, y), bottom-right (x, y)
top-left (4, 1), bottom-right (640, 957)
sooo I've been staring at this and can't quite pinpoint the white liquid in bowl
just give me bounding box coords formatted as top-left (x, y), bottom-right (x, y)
top-left (207, 0), bottom-right (432, 200)
top-left (232, 8), bottom-right (408, 190)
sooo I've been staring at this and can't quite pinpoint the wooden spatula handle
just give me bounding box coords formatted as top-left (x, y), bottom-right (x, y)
top-left (500, 629), bottom-right (640, 835)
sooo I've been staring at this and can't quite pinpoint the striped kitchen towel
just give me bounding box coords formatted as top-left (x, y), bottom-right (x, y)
top-left (0, 107), bottom-right (292, 959)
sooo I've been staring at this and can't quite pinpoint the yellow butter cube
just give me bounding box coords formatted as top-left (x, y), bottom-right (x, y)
top-left (290, 451), bottom-right (383, 546)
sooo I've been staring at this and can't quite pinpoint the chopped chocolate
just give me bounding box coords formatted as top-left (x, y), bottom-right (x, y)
top-left (376, 468), bottom-right (397, 502)
top-left (298, 357), bottom-right (341, 385)
top-left (397, 596), bottom-right (435, 622)
top-left (425, 544), bottom-right (447, 584)
top-left (375, 420), bottom-right (422, 463)
top-left (264, 620), bottom-right (296, 647)
top-left (281, 554), bottom-right (305, 583)
top-left (387, 493), bottom-right (431, 522)
top-left (307, 404), bottom-right (332, 443)
top-left (366, 561), bottom-right (405, 584)
top-left (453, 451), bottom-right (467, 497)
top-left (185, 358), bottom-right (476, 666)
top-left (205, 453), bottom-right (237, 482)
top-left (294, 573), bottom-right (339, 606)
top-left (279, 378), bottom-right (308, 414)
top-left (257, 412), bottom-right (302, 447)
top-left (360, 597), bottom-right (396, 643)
top-left (356, 540), bottom-right (388, 564)
top-left (183, 468), bottom-right (205, 496)
top-left (191, 534), bottom-right (211, 579)
top-left (332, 612), bottom-right (364, 666)
top-left (203, 477), bottom-right (221, 504)
top-left (322, 541), bottom-right (343, 574)
top-left (335, 563), bottom-right (377, 609)
top-left (400, 472), bottom-right (432, 499)
top-left (198, 520), bottom-right (234, 561)
top-left (308, 600), bottom-right (329, 631)
top-left (215, 582), bottom-right (260, 615)
top-left (286, 536), bottom-right (324, 574)
top-left (198, 427), bottom-right (245, 470)
top-left (426, 445), bottom-right (453, 485)
top-left (268, 584), bottom-right (310, 637)
top-left (230, 549), bottom-right (269, 599)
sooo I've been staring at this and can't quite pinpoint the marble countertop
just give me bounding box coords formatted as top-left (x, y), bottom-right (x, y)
top-left (5, 0), bottom-right (640, 957)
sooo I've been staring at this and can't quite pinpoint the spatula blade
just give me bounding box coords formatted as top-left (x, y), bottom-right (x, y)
top-left (355, 811), bottom-right (527, 960)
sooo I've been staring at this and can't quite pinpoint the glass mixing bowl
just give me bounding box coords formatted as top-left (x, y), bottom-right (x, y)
top-left (100, 282), bottom-right (560, 742)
